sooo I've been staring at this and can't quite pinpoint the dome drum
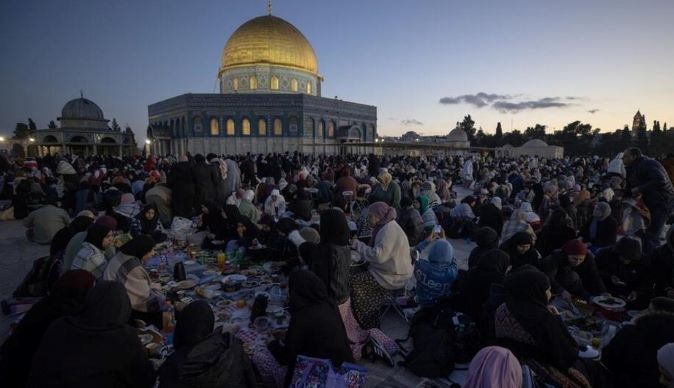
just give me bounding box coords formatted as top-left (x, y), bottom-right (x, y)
top-left (220, 65), bottom-right (318, 95)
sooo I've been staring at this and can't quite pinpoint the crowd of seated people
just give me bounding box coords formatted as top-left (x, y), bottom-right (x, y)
top-left (0, 147), bottom-right (672, 387)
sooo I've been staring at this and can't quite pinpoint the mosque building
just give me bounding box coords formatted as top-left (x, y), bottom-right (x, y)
top-left (147, 8), bottom-right (377, 156)
top-left (34, 95), bottom-right (137, 156)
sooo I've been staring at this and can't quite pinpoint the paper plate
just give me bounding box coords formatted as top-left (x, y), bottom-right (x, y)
top-left (222, 274), bottom-right (248, 284)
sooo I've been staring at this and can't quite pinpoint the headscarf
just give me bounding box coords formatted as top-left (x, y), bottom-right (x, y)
top-left (474, 249), bottom-right (510, 275)
top-left (368, 202), bottom-right (397, 243)
top-left (135, 204), bottom-right (158, 234)
top-left (475, 227), bottom-right (499, 249)
top-left (299, 227), bottom-right (320, 244)
top-left (84, 224), bottom-right (111, 250)
top-left (377, 171), bottom-right (392, 190)
top-left (464, 346), bottom-right (523, 388)
top-left (592, 201), bottom-right (611, 221)
top-left (74, 281), bottom-right (131, 329)
top-left (119, 235), bottom-right (155, 259)
top-left (435, 179), bottom-right (450, 203)
top-left (504, 266), bottom-right (578, 370)
top-left (657, 343), bottom-right (674, 383)
top-left (242, 189), bottom-right (255, 202)
top-left (450, 202), bottom-right (474, 219)
top-left (320, 209), bottom-right (350, 246)
top-left (416, 195), bottom-right (429, 215)
top-left (173, 300), bottom-right (214, 350)
top-left (289, 270), bottom-right (334, 313)
top-left (510, 231), bottom-right (533, 247)
top-left (490, 197), bottom-right (502, 210)
top-left (519, 202), bottom-right (540, 223)
top-left (93, 215), bottom-right (117, 231)
top-left (427, 239), bottom-right (454, 269)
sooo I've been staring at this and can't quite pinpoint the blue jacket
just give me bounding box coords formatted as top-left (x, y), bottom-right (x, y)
top-left (414, 240), bottom-right (458, 306)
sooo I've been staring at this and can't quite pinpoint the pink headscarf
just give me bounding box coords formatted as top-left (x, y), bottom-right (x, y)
top-left (463, 346), bottom-right (522, 388)
top-left (368, 202), bottom-right (397, 245)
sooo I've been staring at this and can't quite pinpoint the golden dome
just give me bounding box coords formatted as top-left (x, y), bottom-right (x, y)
top-left (219, 15), bottom-right (318, 77)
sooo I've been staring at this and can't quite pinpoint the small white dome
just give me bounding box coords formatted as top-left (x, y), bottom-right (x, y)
top-left (447, 127), bottom-right (468, 142)
top-left (522, 139), bottom-right (548, 148)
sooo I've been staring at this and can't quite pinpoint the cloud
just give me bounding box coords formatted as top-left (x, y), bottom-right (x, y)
top-left (439, 93), bottom-right (581, 113)
top-left (492, 97), bottom-right (571, 113)
top-left (401, 118), bottom-right (423, 126)
top-left (439, 92), bottom-right (511, 108)
top-left (587, 109), bottom-right (600, 114)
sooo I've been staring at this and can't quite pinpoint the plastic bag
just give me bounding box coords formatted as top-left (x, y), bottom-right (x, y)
top-left (170, 216), bottom-right (194, 243)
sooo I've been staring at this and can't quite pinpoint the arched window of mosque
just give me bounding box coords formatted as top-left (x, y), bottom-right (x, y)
top-left (209, 118), bottom-right (218, 135)
top-left (291, 79), bottom-right (298, 92)
top-left (258, 119), bottom-right (267, 136)
top-left (250, 76), bottom-right (257, 90)
top-left (318, 120), bottom-right (325, 138)
top-left (242, 118), bottom-right (251, 136)
top-left (305, 118), bottom-right (314, 138)
top-left (306, 82), bottom-right (312, 94)
top-left (194, 117), bottom-right (202, 132)
top-left (232, 78), bottom-right (239, 91)
top-left (273, 118), bottom-right (283, 136)
top-left (226, 119), bottom-right (235, 135)
top-left (289, 117), bottom-right (299, 135)
top-left (271, 76), bottom-right (279, 90)
top-left (328, 121), bottom-right (335, 137)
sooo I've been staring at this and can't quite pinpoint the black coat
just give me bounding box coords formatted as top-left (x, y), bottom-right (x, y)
top-left (27, 282), bottom-right (155, 388)
top-left (478, 203), bottom-right (503, 237)
top-left (582, 216), bottom-right (618, 248)
top-left (397, 207), bottom-right (424, 246)
top-left (192, 162), bottom-right (218, 207)
top-left (603, 314), bottom-right (674, 388)
top-left (625, 156), bottom-right (674, 211)
top-left (536, 225), bottom-right (577, 257)
top-left (277, 271), bottom-right (353, 387)
top-left (540, 250), bottom-right (607, 297)
top-left (158, 333), bottom-right (255, 388)
top-left (168, 162), bottom-right (196, 218)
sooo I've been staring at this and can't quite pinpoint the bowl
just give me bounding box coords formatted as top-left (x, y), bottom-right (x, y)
top-left (253, 316), bottom-right (271, 332)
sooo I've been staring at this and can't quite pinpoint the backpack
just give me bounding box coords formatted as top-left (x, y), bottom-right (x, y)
top-left (399, 307), bottom-right (456, 378)
top-left (13, 255), bottom-right (60, 298)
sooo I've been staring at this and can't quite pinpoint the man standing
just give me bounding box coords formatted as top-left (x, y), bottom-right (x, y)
top-left (623, 147), bottom-right (674, 253)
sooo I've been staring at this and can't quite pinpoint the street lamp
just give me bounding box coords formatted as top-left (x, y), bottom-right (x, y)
top-left (145, 139), bottom-right (151, 145)
top-left (29, 138), bottom-right (35, 142)
top-left (0, 136), bottom-right (5, 142)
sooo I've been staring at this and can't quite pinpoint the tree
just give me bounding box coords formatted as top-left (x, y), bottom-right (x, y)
top-left (27, 118), bottom-right (37, 132)
top-left (637, 126), bottom-right (649, 152)
top-left (48, 120), bottom-right (57, 129)
top-left (653, 120), bottom-right (661, 133)
top-left (14, 122), bottom-right (29, 139)
top-left (664, 122), bottom-right (668, 131)
top-left (459, 114), bottom-right (476, 141)
top-left (111, 118), bottom-right (120, 131)
top-left (525, 124), bottom-right (546, 139)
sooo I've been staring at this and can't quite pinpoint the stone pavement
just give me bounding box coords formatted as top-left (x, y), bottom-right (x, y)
top-left (0, 220), bottom-right (51, 339)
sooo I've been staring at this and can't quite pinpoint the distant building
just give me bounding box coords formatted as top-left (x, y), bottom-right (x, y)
top-left (632, 110), bottom-right (646, 132)
top-left (34, 96), bottom-right (137, 156)
top-left (496, 139), bottom-right (564, 159)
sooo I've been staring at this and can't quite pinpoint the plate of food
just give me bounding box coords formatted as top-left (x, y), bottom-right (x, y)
top-left (175, 279), bottom-right (197, 290)
top-left (242, 280), bottom-right (259, 289)
top-left (222, 274), bottom-right (247, 284)
top-left (592, 295), bottom-right (626, 310)
top-left (216, 299), bottom-right (231, 308)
